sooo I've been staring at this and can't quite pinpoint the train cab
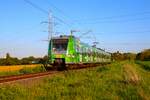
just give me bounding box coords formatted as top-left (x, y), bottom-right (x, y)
top-left (48, 36), bottom-right (70, 69)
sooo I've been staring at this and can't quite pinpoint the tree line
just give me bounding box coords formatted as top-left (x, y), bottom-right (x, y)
top-left (0, 53), bottom-right (48, 66)
top-left (0, 49), bottom-right (149, 66)
top-left (111, 49), bottom-right (150, 61)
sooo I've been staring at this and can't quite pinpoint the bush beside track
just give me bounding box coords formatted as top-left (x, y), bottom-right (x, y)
top-left (135, 61), bottom-right (150, 71)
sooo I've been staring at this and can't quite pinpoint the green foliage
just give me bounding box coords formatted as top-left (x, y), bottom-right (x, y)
top-left (0, 71), bottom-right (20, 76)
top-left (19, 67), bottom-right (34, 74)
top-left (0, 53), bottom-right (21, 66)
top-left (0, 59), bottom-right (6, 65)
top-left (117, 85), bottom-right (142, 100)
top-left (112, 49), bottom-right (150, 61)
top-left (38, 56), bottom-right (49, 67)
top-left (0, 53), bottom-right (46, 66)
top-left (136, 49), bottom-right (150, 61)
top-left (1, 62), bottom-right (150, 100)
top-left (0, 85), bottom-right (27, 100)
top-left (19, 66), bottom-right (46, 74)
top-left (135, 61), bottom-right (150, 71)
top-left (32, 66), bottom-right (46, 72)
top-left (97, 66), bottom-right (109, 72)
top-left (112, 51), bottom-right (136, 61)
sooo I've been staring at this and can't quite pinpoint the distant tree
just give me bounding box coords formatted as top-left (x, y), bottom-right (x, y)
top-left (0, 53), bottom-right (45, 65)
top-left (112, 51), bottom-right (136, 61)
top-left (28, 56), bottom-right (35, 61)
top-left (20, 58), bottom-right (30, 65)
top-left (4, 53), bottom-right (21, 65)
top-left (20, 56), bottom-right (42, 65)
top-left (39, 55), bottom-right (49, 67)
top-left (6, 53), bottom-right (10, 59)
top-left (5, 53), bottom-right (12, 65)
top-left (0, 58), bottom-right (6, 65)
top-left (123, 53), bottom-right (136, 61)
top-left (112, 51), bottom-right (124, 61)
top-left (136, 49), bottom-right (150, 61)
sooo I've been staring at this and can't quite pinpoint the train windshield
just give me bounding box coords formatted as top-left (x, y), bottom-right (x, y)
top-left (52, 39), bottom-right (68, 54)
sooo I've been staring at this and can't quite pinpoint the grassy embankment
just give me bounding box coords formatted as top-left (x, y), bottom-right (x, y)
top-left (135, 61), bottom-right (150, 71)
top-left (0, 65), bottom-right (46, 76)
top-left (0, 61), bottom-right (150, 100)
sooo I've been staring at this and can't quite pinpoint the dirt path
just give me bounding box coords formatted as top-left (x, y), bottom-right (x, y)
top-left (122, 63), bottom-right (140, 84)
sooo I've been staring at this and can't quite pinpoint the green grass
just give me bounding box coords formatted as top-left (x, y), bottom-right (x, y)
top-left (0, 71), bottom-right (20, 76)
top-left (0, 66), bottom-right (46, 76)
top-left (135, 61), bottom-right (150, 71)
top-left (0, 61), bottom-right (150, 100)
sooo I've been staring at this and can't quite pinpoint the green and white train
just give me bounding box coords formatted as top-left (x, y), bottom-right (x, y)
top-left (48, 35), bottom-right (111, 68)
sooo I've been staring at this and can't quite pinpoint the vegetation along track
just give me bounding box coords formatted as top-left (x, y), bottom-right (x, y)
top-left (0, 71), bottom-right (58, 84)
top-left (0, 63), bottom-right (108, 84)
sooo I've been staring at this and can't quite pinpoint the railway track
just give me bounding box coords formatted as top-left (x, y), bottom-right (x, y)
top-left (0, 63), bottom-right (109, 84)
top-left (0, 71), bottom-right (57, 84)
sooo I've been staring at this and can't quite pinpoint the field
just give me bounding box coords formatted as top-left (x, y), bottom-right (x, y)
top-left (0, 65), bottom-right (46, 76)
top-left (0, 61), bottom-right (150, 100)
top-left (0, 64), bottom-right (42, 72)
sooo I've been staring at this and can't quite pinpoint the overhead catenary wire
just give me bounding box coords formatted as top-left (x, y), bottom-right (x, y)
top-left (46, 0), bottom-right (72, 21)
top-left (23, 0), bottom-right (150, 46)
top-left (24, 0), bottom-right (48, 14)
top-left (92, 30), bottom-right (150, 35)
top-left (24, 0), bottom-right (71, 27)
top-left (99, 42), bottom-right (150, 45)
top-left (46, 0), bottom-right (73, 27)
top-left (73, 11), bottom-right (150, 22)
top-left (45, 0), bottom-right (150, 30)
top-left (71, 11), bottom-right (150, 25)
top-left (75, 17), bottom-right (150, 24)
top-left (23, 0), bottom-right (150, 26)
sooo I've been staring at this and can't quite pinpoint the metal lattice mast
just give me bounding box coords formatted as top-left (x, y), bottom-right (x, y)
top-left (48, 11), bottom-right (53, 41)
top-left (48, 11), bottom-right (54, 63)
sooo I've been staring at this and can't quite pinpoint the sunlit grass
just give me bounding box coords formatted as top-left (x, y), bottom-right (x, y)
top-left (0, 65), bottom-right (46, 76)
top-left (0, 65), bottom-right (41, 72)
top-left (0, 61), bottom-right (150, 100)
top-left (135, 61), bottom-right (150, 71)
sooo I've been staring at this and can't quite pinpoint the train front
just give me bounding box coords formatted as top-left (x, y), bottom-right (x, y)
top-left (48, 36), bottom-right (69, 70)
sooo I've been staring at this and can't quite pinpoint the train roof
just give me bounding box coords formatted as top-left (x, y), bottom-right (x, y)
top-left (51, 35), bottom-right (111, 55)
top-left (52, 35), bottom-right (77, 40)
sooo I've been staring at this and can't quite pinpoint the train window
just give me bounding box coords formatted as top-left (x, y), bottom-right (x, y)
top-left (76, 44), bottom-right (80, 52)
top-left (52, 39), bottom-right (68, 54)
top-left (79, 46), bottom-right (82, 53)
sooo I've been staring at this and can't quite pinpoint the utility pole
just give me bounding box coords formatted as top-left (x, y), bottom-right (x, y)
top-left (48, 11), bottom-right (53, 40)
top-left (47, 10), bottom-right (54, 64)
top-left (70, 30), bottom-right (80, 36)
top-left (41, 10), bottom-right (53, 41)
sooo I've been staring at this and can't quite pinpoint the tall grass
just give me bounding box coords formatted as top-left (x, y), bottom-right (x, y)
top-left (0, 66), bottom-right (46, 76)
top-left (19, 66), bottom-right (46, 74)
top-left (0, 61), bottom-right (150, 100)
top-left (135, 61), bottom-right (150, 71)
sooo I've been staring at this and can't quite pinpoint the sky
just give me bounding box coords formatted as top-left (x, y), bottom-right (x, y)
top-left (0, 0), bottom-right (150, 58)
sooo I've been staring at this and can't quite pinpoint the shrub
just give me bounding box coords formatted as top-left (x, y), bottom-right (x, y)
top-left (19, 67), bottom-right (34, 74)
top-left (19, 66), bottom-right (46, 74)
top-left (97, 66), bottom-right (109, 72)
top-left (32, 66), bottom-right (46, 73)
top-left (135, 61), bottom-right (150, 71)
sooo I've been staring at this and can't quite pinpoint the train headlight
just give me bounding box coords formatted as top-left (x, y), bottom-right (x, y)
top-left (67, 54), bottom-right (75, 58)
